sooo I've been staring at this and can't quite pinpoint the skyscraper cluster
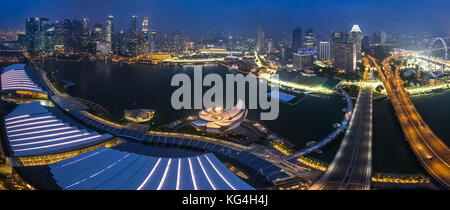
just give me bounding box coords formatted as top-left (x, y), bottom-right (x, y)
top-left (291, 27), bottom-right (316, 53)
top-left (329, 25), bottom-right (363, 71)
top-left (24, 15), bottom-right (157, 56)
top-left (287, 25), bottom-right (362, 71)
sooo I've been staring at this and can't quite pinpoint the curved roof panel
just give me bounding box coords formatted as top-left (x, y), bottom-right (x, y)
top-left (4, 102), bottom-right (112, 156)
top-left (48, 147), bottom-right (255, 190)
top-left (1, 64), bottom-right (48, 95)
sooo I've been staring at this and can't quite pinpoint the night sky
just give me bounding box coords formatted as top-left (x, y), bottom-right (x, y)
top-left (0, 0), bottom-right (449, 36)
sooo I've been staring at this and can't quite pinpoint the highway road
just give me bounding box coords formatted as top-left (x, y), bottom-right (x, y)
top-left (369, 54), bottom-right (450, 189)
top-left (309, 86), bottom-right (373, 190)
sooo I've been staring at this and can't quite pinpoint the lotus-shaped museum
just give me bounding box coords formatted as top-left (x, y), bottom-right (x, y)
top-left (192, 100), bottom-right (248, 133)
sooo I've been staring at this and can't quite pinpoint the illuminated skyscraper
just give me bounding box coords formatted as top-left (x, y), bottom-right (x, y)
top-left (292, 27), bottom-right (303, 52)
top-left (130, 15), bottom-right (138, 36)
top-left (63, 19), bottom-right (73, 51)
top-left (293, 53), bottom-right (313, 69)
top-left (332, 42), bottom-right (356, 71)
top-left (129, 15), bottom-right (138, 55)
top-left (115, 30), bottom-right (128, 55)
top-left (150, 31), bottom-right (156, 53)
top-left (267, 41), bottom-right (273, 54)
top-left (319, 41), bottom-right (331, 60)
top-left (93, 22), bottom-right (104, 42)
top-left (256, 26), bottom-right (264, 54)
top-left (81, 18), bottom-right (90, 50)
top-left (54, 20), bottom-right (64, 46)
top-left (348, 24), bottom-right (362, 62)
top-left (330, 31), bottom-right (347, 43)
top-left (72, 19), bottom-right (83, 53)
top-left (380, 30), bottom-right (387, 44)
top-left (106, 16), bottom-right (114, 44)
top-left (140, 17), bottom-right (150, 54)
top-left (25, 17), bottom-right (39, 52)
top-left (38, 18), bottom-right (51, 51)
top-left (142, 17), bottom-right (149, 33)
top-left (304, 28), bottom-right (315, 49)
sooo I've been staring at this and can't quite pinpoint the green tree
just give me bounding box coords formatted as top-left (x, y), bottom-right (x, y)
top-left (375, 85), bottom-right (385, 92)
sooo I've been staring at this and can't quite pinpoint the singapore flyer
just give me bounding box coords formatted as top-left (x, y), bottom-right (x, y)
top-left (428, 37), bottom-right (448, 78)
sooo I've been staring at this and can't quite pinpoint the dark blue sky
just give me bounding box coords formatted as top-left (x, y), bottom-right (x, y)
top-left (1, 0), bottom-right (449, 36)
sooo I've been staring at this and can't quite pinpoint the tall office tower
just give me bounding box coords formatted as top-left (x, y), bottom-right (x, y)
top-left (71, 19), bottom-right (83, 53)
top-left (150, 31), bottom-right (156, 53)
top-left (140, 17), bottom-right (150, 54)
top-left (118, 30), bottom-right (128, 55)
top-left (330, 31), bottom-right (346, 43)
top-left (129, 16), bottom-right (138, 55)
top-left (63, 19), bottom-right (73, 52)
top-left (380, 30), bottom-right (387, 44)
top-left (142, 17), bottom-right (149, 33)
top-left (256, 26), bottom-right (265, 54)
top-left (318, 41), bottom-right (331, 60)
top-left (292, 27), bottom-right (303, 52)
top-left (130, 15), bottom-right (138, 36)
top-left (111, 31), bottom-right (120, 54)
top-left (371, 33), bottom-right (380, 44)
top-left (54, 21), bottom-right (64, 46)
top-left (362, 35), bottom-right (370, 49)
top-left (332, 42), bottom-right (357, 71)
top-left (267, 41), bottom-right (274, 54)
top-left (348, 24), bottom-right (362, 62)
top-left (281, 48), bottom-right (286, 62)
top-left (106, 16), bottom-right (114, 46)
top-left (44, 27), bottom-right (55, 53)
top-left (25, 17), bottom-right (40, 52)
top-left (93, 22), bottom-right (104, 42)
top-left (81, 18), bottom-right (90, 50)
top-left (17, 33), bottom-right (27, 49)
top-left (38, 18), bottom-right (51, 51)
top-left (304, 28), bottom-right (315, 48)
top-left (136, 34), bottom-right (148, 55)
top-left (43, 26), bottom-right (55, 54)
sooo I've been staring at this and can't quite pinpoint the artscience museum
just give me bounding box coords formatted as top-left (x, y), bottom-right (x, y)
top-left (192, 100), bottom-right (248, 134)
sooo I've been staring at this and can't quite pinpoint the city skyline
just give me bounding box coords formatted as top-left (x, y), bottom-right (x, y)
top-left (1, 0), bottom-right (450, 36)
top-left (0, 0), bottom-right (449, 194)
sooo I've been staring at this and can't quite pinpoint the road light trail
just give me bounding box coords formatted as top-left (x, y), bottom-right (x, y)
top-left (309, 86), bottom-right (373, 190)
top-left (368, 54), bottom-right (450, 189)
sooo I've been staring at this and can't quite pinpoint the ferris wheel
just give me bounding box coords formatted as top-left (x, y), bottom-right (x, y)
top-left (428, 37), bottom-right (448, 78)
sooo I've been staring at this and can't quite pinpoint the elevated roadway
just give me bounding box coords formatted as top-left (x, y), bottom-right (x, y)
top-left (369, 54), bottom-right (450, 189)
top-left (309, 86), bottom-right (373, 190)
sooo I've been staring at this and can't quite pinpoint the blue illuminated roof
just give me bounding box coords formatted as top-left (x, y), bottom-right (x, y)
top-left (4, 102), bottom-right (112, 157)
top-left (6, 101), bottom-right (49, 118)
top-left (268, 91), bottom-right (296, 102)
top-left (48, 147), bottom-right (255, 190)
top-left (3, 64), bottom-right (26, 73)
top-left (1, 64), bottom-right (48, 95)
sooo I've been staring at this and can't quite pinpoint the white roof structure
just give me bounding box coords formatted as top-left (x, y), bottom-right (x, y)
top-left (1, 64), bottom-right (48, 95)
top-left (192, 100), bottom-right (248, 133)
top-left (351, 24), bottom-right (362, 33)
top-left (4, 102), bottom-right (112, 157)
